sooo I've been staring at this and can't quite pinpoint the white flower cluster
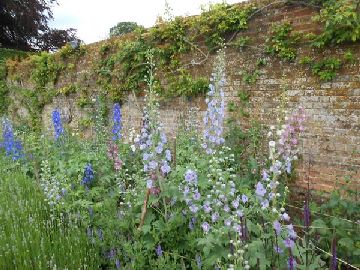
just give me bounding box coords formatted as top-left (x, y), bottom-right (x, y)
top-left (40, 160), bottom-right (67, 207)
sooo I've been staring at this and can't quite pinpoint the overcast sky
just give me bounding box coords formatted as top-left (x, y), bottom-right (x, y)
top-left (49, 0), bottom-right (244, 44)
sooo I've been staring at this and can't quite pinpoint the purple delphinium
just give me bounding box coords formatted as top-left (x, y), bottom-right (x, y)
top-left (273, 220), bottom-right (282, 235)
top-left (115, 259), bottom-right (121, 269)
top-left (97, 228), bottom-right (103, 241)
top-left (165, 149), bottom-right (171, 161)
top-left (160, 162), bottom-right (171, 175)
top-left (201, 222), bottom-right (210, 233)
top-left (287, 224), bottom-right (297, 239)
top-left (255, 182), bottom-right (266, 197)
top-left (202, 50), bottom-right (226, 154)
top-left (52, 110), bottom-right (64, 140)
top-left (195, 254), bottom-right (202, 269)
top-left (189, 217), bottom-right (196, 230)
top-left (330, 237), bottom-right (337, 270)
top-left (274, 245), bottom-right (283, 254)
top-left (81, 164), bottom-right (94, 187)
top-left (1, 119), bottom-right (23, 160)
top-left (288, 253), bottom-right (296, 270)
top-left (283, 238), bottom-right (295, 250)
top-left (241, 194), bottom-right (248, 203)
top-left (303, 200), bottom-right (311, 229)
top-left (112, 103), bottom-right (122, 140)
top-left (155, 244), bottom-right (163, 257)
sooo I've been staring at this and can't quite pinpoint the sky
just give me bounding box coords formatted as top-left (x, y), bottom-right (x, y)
top-left (49, 0), bottom-right (244, 44)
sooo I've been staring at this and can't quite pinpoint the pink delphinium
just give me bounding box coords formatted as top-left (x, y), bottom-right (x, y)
top-left (107, 142), bottom-right (123, 171)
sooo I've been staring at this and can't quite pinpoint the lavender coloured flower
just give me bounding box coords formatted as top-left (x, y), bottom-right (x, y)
top-left (189, 204), bottom-right (199, 213)
top-left (241, 194), bottom-right (248, 203)
top-left (273, 220), bottom-right (282, 235)
top-left (211, 212), bottom-right (219, 223)
top-left (195, 254), bottom-right (202, 269)
top-left (202, 49), bottom-right (226, 153)
top-left (201, 222), bottom-right (210, 233)
top-left (115, 259), bottom-right (121, 269)
top-left (155, 144), bottom-right (163, 154)
top-left (255, 182), bottom-right (266, 197)
top-left (189, 217), bottom-right (196, 230)
top-left (283, 238), bottom-right (295, 250)
top-left (165, 149), bottom-right (171, 161)
top-left (155, 244), bottom-right (163, 257)
top-left (112, 103), bottom-right (122, 140)
top-left (160, 162), bottom-right (171, 174)
top-left (52, 110), bottom-right (64, 140)
top-left (261, 199), bottom-right (269, 209)
top-left (287, 224), bottom-right (297, 239)
top-left (281, 212), bottom-right (290, 221)
top-left (274, 245), bottom-right (283, 254)
top-left (185, 169), bottom-right (197, 183)
top-left (97, 228), bottom-right (103, 241)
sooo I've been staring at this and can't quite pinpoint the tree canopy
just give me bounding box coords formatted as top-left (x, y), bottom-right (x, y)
top-left (109, 22), bottom-right (143, 38)
top-left (0, 0), bottom-right (78, 51)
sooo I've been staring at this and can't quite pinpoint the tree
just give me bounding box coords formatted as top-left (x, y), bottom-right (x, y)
top-left (109, 22), bottom-right (143, 38)
top-left (0, 0), bottom-right (78, 51)
top-left (36, 28), bottom-right (78, 51)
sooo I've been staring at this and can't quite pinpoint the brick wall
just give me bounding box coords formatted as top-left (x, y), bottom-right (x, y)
top-left (6, 3), bottom-right (360, 193)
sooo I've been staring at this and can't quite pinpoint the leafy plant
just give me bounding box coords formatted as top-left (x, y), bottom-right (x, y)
top-left (310, 179), bottom-right (360, 268)
top-left (265, 22), bottom-right (300, 61)
top-left (311, 57), bottom-right (342, 81)
top-left (312, 0), bottom-right (360, 47)
top-left (195, 3), bottom-right (254, 49)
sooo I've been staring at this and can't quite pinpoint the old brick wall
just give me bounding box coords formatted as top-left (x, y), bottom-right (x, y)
top-left (6, 4), bottom-right (360, 193)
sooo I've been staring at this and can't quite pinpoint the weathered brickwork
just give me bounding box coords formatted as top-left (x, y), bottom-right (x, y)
top-left (6, 4), bottom-right (360, 193)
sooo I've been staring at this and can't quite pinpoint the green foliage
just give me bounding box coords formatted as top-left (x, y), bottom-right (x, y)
top-left (166, 71), bottom-right (209, 98)
top-left (30, 52), bottom-right (63, 89)
top-left (312, 0), bottom-right (360, 47)
top-left (57, 43), bottom-right (86, 61)
top-left (230, 36), bottom-right (250, 49)
top-left (57, 83), bottom-right (78, 96)
top-left (242, 69), bottom-right (260, 84)
top-left (344, 49), bottom-right (356, 63)
top-left (96, 38), bottom-right (151, 101)
top-left (109, 21), bottom-right (144, 37)
top-left (312, 58), bottom-right (342, 81)
top-left (310, 179), bottom-right (360, 267)
top-left (150, 16), bottom-right (191, 55)
top-left (265, 22), bottom-right (300, 61)
top-left (301, 57), bottom-right (342, 81)
top-left (0, 48), bottom-right (29, 116)
top-left (195, 3), bottom-right (254, 49)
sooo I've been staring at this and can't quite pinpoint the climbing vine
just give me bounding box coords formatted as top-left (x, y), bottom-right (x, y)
top-left (312, 0), bottom-right (360, 47)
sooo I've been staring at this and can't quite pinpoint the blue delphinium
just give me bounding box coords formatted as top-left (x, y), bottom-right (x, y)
top-left (81, 164), bottom-right (94, 187)
top-left (112, 103), bottom-right (122, 140)
top-left (52, 110), bottom-right (64, 140)
top-left (1, 119), bottom-right (23, 160)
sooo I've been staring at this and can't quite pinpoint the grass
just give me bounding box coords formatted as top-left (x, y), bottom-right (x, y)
top-left (0, 157), bottom-right (100, 270)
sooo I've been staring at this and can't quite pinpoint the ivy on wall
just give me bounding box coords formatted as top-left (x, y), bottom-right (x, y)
top-left (312, 0), bottom-right (360, 47)
top-left (0, 48), bottom-right (29, 115)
